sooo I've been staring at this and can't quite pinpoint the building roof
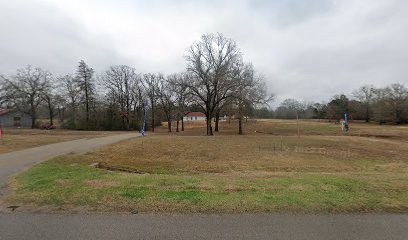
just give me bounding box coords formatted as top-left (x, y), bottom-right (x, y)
top-left (0, 109), bottom-right (13, 117)
top-left (185, 111), bottom-right (206, 117)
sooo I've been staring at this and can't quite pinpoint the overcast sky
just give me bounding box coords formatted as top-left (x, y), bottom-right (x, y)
top-left (1, 0), bottom-right (407, 105)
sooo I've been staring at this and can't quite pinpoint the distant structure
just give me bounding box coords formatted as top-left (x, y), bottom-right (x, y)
top-left (183, 112), bottom-right (206, 121)
top-left (0, 109), bottom-right (32, 128)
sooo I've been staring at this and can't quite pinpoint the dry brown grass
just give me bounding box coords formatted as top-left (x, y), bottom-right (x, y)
top-left (0, 128), bottom-right (118, 153)
top-left (67, 133), bottom-right (407, 175)
top-left (155, 119), bottom-right (408, 141)
top-left (7, 120), bottom-right (408, 213)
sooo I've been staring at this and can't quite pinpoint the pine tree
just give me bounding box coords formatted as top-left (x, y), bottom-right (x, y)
top-left (74, 60), bottom-right (95, 129)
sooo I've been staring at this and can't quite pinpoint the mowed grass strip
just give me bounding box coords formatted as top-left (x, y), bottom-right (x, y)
top-left (7, 130), bottom-right (408, 213)
top-left (8, 162), bottom-right (407, 213)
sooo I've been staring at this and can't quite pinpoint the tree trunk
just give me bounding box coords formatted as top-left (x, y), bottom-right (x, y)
top-left (49, 111), bottom-right (53, 126)
top-left (181, 118), bottom-right (184, 131)
top-left (167, 120), bottom-right (171, 132)
top-left (31, 117), bottom-right (36, 129)
top-left (238, 101), bottom-right (243, 135)
top-left (215, 111), bottom-right (220, 132)
top-left (176, 119), bottom-right (179, 132)
top-left (30, 103), bottom-right (36, 128)
top-left (48, 102), bottom-right (53, 126)
top-left (85, 84), bottom-right (89, 130)
top-left (238, 117), bottom-right (243, 135)
top-left (206, 112), bottom-right (213, 136)
top-left (124, 116), bottom-right (130, 131)
top-left (365, 105), bottom-right (369, 123)
top-left (31, 111), bottom-right (36, 128)
top-left (71, 101), bottom-right (77, 128)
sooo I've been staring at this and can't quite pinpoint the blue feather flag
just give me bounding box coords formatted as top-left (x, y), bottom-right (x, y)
top-left (141, 99), bottom-right (148, 137)
top-left (344, 113), bottom-right (348, 125)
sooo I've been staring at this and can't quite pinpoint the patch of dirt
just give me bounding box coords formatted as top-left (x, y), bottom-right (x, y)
top-left (92, 162), bottom-right (147, 174)
top-left (288, 184), bottom-right (309, 192)
top-left (55, 179), bottom-right (71, 187)
top-left (84, 180), bottom-right (119, 189)
top-left (224, 185), bottom-right (248, 192)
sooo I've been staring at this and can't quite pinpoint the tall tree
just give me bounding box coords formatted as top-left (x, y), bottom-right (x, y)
top-left (352, 85), bottom-right (375, 122)
top-left (168, 72), bottom-right (190, 132)
top-left (185, 33), bottom-right (240, 135)
top-left (1, 66), bottom-right (51, 128)
top-left (232, 62), bottom-right (271, 134)
top-left (326, 94), bottom-right (349, 121)
top-left (60, 74), bottom-right (80, 128)
top-left (143, 73), bottom-right (160, 132)
top-left (386, 84), bottom-right (408, 123)
top-left (101, 65), bottom-right (140, 130)
top-left (279, 99), bottom-right (304, 119)
top-left (42, 81), bottom-right (57, 126)
top-left (74, 60), bottom-right (95, 129)
top-left (156, 75), bottom-right (176, 132)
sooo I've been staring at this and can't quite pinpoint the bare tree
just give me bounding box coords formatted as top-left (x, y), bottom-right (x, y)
top-left (42, 82), bottom-right (56, 126)
top-left (385, 83), bottom-right (407, 123)
top-left (101, 65), bottom-right (141, 130)
top-left (168, 72), bottom-right (190, 132)
top-left (129, 76), bottom-right (146, 130)
top-left (353, 85), bottom-right (375, 122)
top-left (232, 62), bottom-right (271, 134)
top-left (156, 75), bottom-right (176, 132)
top-left (142, 73), bottom-right (161, 132)
top-left (0, 76), bottom-right (12, 107)
top-left (74, 60), bottom-right (95, 129)
top-left (54, 94), bottom-right (67, 123)
top-left (60, 74), bottom-right (80, 127)
top-left (185, 33), bottom-right (240, 135)
top-left (1, 66), bottom-right (51, 128)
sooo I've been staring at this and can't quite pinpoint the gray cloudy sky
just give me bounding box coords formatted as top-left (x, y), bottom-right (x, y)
top-left (1, 0), bottom-right (407, 105)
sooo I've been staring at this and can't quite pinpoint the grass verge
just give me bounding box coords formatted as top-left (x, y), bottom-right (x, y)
top-left (6, 132), bottom-right (408, 213)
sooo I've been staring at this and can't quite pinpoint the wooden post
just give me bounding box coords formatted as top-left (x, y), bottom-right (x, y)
top-left (296, 112), bottom-right (300, 140)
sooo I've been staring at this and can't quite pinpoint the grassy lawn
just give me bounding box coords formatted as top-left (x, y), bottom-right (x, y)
top-left (5, 120), bottom-right (408, 213)
top-left (0, 129), bottom-right (117, 154)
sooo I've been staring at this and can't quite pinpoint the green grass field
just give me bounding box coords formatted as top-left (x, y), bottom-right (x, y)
top-left (5, 120), bottom-right (408, 213)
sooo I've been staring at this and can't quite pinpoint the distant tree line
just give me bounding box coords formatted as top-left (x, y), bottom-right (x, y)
top-left (256, 84), bottom-right (408, 124)
top-left (0, 33), bottom-right (273, 135)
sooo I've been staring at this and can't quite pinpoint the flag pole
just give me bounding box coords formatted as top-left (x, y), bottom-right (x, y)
top-left (142, 99), bottom-right (148, 137)
top-left (344, 112), bottom-right (349, 132)
top-left (296, 111), bottom-right (300, 140)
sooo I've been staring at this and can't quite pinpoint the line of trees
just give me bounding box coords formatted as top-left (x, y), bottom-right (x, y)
top-left (264, 84), bottom-right (408, 124)
top-left (0, 33), bottom-right (273, 135)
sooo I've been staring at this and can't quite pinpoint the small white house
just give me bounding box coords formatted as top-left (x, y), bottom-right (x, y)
top-left (183, 112), bottom-right (206, 121)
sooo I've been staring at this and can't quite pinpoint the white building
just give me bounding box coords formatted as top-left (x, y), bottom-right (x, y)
top-left (183, 112), bottom-right (206, 121)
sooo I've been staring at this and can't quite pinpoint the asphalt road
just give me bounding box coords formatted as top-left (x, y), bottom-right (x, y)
top-left (0, 132), bottom-right (139, 195)
top-left (0, 213), bottom-right (407, 240)
top-left (0, 133), bottom-right (407, 240)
